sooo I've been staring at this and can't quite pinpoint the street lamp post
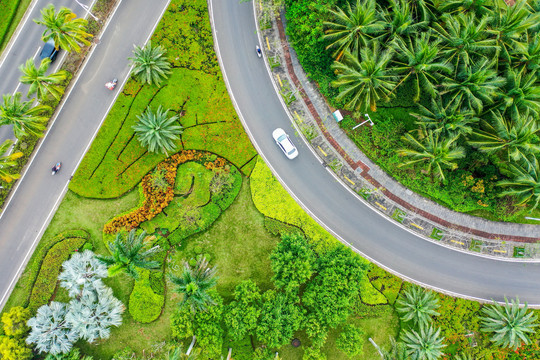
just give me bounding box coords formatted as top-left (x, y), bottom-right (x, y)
top-left (74, 0), bottom-right (99, 21)
top-left (352, 113), bottom-right (374, 130)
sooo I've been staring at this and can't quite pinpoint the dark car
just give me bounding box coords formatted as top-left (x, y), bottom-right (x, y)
top-left (39, 39), bottom-right (60, 62)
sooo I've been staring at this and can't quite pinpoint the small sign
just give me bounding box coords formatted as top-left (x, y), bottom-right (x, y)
top-left (332, 110), bottom-right (343, 122)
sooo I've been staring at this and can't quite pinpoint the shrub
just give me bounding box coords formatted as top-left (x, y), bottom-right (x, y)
top-left (0, 336), bottom-right (32, 360)
top-left (170, 306), bottom-right (193, 340)
top-left (263, 217), bottom-right (305, 237)
top-left (1, 306), bottom-right (30, 338)
top-left (337, 324), bottom-right (365, 357)
top-left (128, 269), bottom-right (164, 323)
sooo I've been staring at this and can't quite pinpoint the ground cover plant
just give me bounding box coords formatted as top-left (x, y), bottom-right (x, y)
top-left (0, 0), bottom-right (24, 51)
top-left (285, 0), bottom-right (540, 222)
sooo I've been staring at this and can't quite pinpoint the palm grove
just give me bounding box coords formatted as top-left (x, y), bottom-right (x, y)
top-left (286, 0), bottom-right (540, 218)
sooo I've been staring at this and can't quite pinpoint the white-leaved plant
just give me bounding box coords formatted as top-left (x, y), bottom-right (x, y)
top-left (58, 250), bottom-right (108, 299)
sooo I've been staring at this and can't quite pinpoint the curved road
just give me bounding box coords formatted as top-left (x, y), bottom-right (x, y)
top-left (210, 0), bottom-right (540, 304)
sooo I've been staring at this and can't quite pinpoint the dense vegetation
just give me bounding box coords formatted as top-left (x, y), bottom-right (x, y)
top-left (285, 0), bottom-right (540, 222)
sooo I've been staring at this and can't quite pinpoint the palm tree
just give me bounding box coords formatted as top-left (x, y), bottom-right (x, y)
top-left (97, 229), bottom-right (161, 280)
top-left (34, 5), bottom-right (92, 53)
top-left (480, 297), bottom-right (538, 350)
top-left (395, 285), bottom-right (440, 328)
top-left (435, 0), bottom-right (492, 17)
top-left (19, 58), bottom-right (69, 101)
top-left (509, 34), bottom-right (540, 72)
top-left (453, 353), bottom-right (473, 360)
top-left (133, 105), bottom-right (182, 155)
top-left (169, 257), bottom-right (218, 313)
top-left (441, 58), bottom-right (506, 114)
top-left (382, 337), bottom-right (409, 360)
top-left (498, 155), bottom-right (540, 210)
top-left (128, 41), bottom-right (172, 86)
top-left (0, 93), bottom-right (50, 139)
top-left (407, 0), bottom-right (436, 22)
top-left (323, 0), bottom-right (386, 60)
top-left (411, 97), bottom-right (479, 139)
top-left (380, 0), bottom-right (428, 45)
top-left (401, 324), bottom-right (446, 360)
top-left (469, 110), bottom-right (540, 165)
top-left (397, 128), bottom-right (466, 181)
top-left (390, 33), bottom-right (452, 102)
top-left (331, 43), bottom-right (396, 112)
top-left (500, 68), bottom-right (540, 118)
top-left (0, 139), bottom-right (23, 183)
top-left (166, 345), bottom-right (199, 360)
top-left (431, 13), bottom-right (498, 69)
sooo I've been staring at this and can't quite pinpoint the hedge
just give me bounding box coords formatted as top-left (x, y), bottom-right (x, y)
top-left (367, 264), bottom-right (402, 305)
top-left (263, 217), bottom-right (304, 238)
top-left (27, 230), bottom-right (88, 311)
top-left (0, 0), bottom-right (21, 49)
top-left (128, 269), bottom-right (164, 323)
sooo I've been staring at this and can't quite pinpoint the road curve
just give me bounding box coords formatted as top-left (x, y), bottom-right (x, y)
top-left (209, 0), bottom-right (540, 304)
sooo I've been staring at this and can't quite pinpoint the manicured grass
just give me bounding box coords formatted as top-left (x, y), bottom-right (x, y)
top-left (0, 0), bottom-right (27, 53)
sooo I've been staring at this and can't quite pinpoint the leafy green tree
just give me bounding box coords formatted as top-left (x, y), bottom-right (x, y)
top-left (256, 290), bottom-right (304, 348)
top-left (192, 290), bottom-right (223, 358)
top-left (331, 43), bottom-right (396, 112)
top-left (336, 324), bottom-right (365, 357)
top-left (498, 156), bottom-right (540, 210)
top-left (391, 33), bottom-right (452, 102)
top-left (170, 305), bottom-right (194, 340)
top-left (59, 250), bottom-right (108, 299)
top-left (1, 306), bottom-right (30, 338)
top-left (380, 0), bottom-right (428, 45)
top-left (398, 128), bottom-right (465, 181)
top-left (0, 336), bottom-right (32, 360)
top-left (395, 285), bottom-right (440, 328)
top-left (129, 41), bottom-right (172, 86)
top-left (303, 346), bottom-right (327, 360)
top-left (170, 257), bottom-right (218, 313)
top-left (401, 324), bottom-right (446, 360)
top-left (133, 105), bottom-right (182, 155)
top-left (382, 337), bottom-right (409, 360)
top-left (323, 0), bottom-right (385, 59)
top-left (19, 58), bottom-right (69, 101)
top-left (270, 233), bottom-right (316, 293)
top-left (97, 229), bottom-right (161, 280)
top-left (0, 140), bottom-right (22, 183)
top-left (500, 68), bottom-right (540, 118)
top-left (34, 5), bottom-right (92, 53)
top-left (480, 297), bottom-right (538, 350)
top-left (224, 280), bottom-right (262, 341)
top-left (0, 92), bottom-right (49, 139)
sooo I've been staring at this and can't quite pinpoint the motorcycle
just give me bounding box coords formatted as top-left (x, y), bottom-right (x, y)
top-left (256, 45), bottom-right (262, 58)
top-left (51, 162), bottom-right (61, 175)
top-left (105, 78), bottom-right (118, 90)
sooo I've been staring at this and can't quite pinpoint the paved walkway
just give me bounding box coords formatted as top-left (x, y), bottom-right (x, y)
top-left (256, 10), bottom-right (540, 260)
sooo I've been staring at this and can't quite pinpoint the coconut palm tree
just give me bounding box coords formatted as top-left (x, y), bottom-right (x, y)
top-left (468, 110), bottom-right (540, 165)
top-left (323, 0), bottom-right (386, 60)
top-left (401, 324), bottom-right (446, 360)
top-left (128, 41), bottom-right (172, 86)
top-left (509, 34), bottom-right (540, 72)
top-left (382, 337), bottom-right (409, 360)
top-left (0, 93), bottom-right (50, 139)
top-left (395, 285), bottom-right (440, 328)
top-left (331, 43), bottom-right (396, 112)
top-left (500, 68), bottom-right (540, 118)
top-left (380, 0), bottom-right (428, 45)
top-left (0, 139), bottom-right (23, 183)
top-left (397, 128), bottom-right (466, 181)
top-left (19, 58), bottom-right (69, 101)
top-left (169, 257), bottom-right (218, 313)
top-left (34, 4), bottom-right (92, 53)
top-left (480, 297), bottom-right (538, 350)
top-left (431, 13), bottom-right (498, 69)
top-left (441, 58), bottom-right (506, 114)
top-left (407, 0), bottom-right (436, 22)
top-left (498, 155), bottom-right (540, 210)
top-left (390, 33), bottom-right (452, 102)
top-left (435, 0), bottom-right (492, 17)
top-left (97, 229), bottom-right (161, 280)
top-left (133, 105), bottom-right (182, 155)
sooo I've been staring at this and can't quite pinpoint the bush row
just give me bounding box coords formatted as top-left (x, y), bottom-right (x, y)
top-left (27, 230), bottom-right (88, 311)
top-left (0, 0), bottom-right (21, 49)
top-left (128, 269), bottom-right (164, 323)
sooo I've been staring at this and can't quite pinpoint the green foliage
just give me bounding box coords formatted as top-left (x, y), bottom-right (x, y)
top-left (224, 280), bottom-right (262, 342)
top-left (359, 272), bottom-right (388, 305)
top-left (170, 306), bottom-right (193, 340)
top-left (263, 217), bottom-right (304, 237)
top-left (303, 346), bottom-right (327, 360)
top-left (44, 347), bottom-right (93, 360)
top-left (0, 336), bottom-right (32, 360)
top-left (367, 265), bottom-right (403, 305)
top-left (0, 139), bottom-right (22, 183)
top-left (128, 42), bottom-right (172, 86)
top-left (0, 0), bottom-right (21, 48)
top-left (192, 290), bottom-right (224, 358)
top-left (401, 324), bottom-right (446, 360)
top-left (28, 230), bottom-right (88, 310)
top-left (395, 285), bottom-right (440, 328)
top-left (0, 92), bottom-right (49, 139)
top-left (1, 306), bottom-right (30, 338)
top-left (128, 269), bottom-right (164, 323)
top-left (133, 105), bottom-right (182, 155)
top-left (336, 324), bottom-right (365, 358)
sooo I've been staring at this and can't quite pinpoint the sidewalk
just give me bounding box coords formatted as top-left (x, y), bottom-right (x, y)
top-left (256, 10), bottom-right (540, 260)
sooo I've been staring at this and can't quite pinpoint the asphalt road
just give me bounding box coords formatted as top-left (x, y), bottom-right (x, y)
top-left (0, 0), bottom-right (171, 310)
top-left (210, 0), bottom-right (540, 304)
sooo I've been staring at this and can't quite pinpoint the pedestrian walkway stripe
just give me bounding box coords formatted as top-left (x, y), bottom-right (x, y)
top-left (294, 111), bottom-right (303, 123)
top-left (344, 176), bottom-right (355, 185)
top-left (375, 202), bottom-right (387, 211)
top-left (410, 223), bottom-right (424, 230)
top-left (276, 74), bottom-right (283, 87)
top-left (451, 240), bottom-right (464, 245)
top-left (318, 146), bottom-right (327, 156)
top-left (266, 36), bottom-right (270, 50)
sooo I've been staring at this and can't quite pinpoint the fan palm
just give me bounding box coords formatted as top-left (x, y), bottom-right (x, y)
top-left (500, 68), bottom-right (540, 118)
top-left (323, 0), bottom-right (386, 60)
top-left (19, 58), bottom-right (69, 101)
top-left (390, 33), bottom-right (452, 102)
top-left (431, 13), bottom-right (498, 69)
top-left (0, 93), bottom-right (50, 139)
top-left (397, 127), bottom-right (466, 181)
top-left (469, 110), bottom-right (540, 164)
top-left (480, 297), bottom-right (538, 350)
top-left (380, 0), bottom-right (428, 45)
top-left (34, 4), bottom-right (92, 53)
top-left (128, 41), bottom-right (172, 86)
top-left (411, 97), bottom-right (479, 139)
top-left (509, 34), bottom-right (540, 72)
top-left (0, 139), bottom-right (23, 183)
top-left (498, 155), bottom-right (540, 210)
top-left (395, 285), bottom-right (440, 328)
top-left (169, 257), bottom-right (218, 313)
top-left (331, 43), bottom-right (396, 112)
top-left (133, 105), bottom-right (182, 155)
top-left (401, 324), bottom-right (446, 360)
top-left (441, 58), bottom-right (506, 114)
top-left (382, 337), bottom-right (409, 360)
top-left (97, 229), bottom-right (161, 280)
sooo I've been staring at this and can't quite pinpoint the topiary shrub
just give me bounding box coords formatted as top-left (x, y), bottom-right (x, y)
top-left (128, 269), bottom-right (164, 323)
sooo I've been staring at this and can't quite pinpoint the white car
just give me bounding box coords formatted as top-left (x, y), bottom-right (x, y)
top-left (272, 128), bottom-right (298, 159)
